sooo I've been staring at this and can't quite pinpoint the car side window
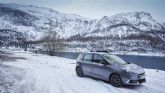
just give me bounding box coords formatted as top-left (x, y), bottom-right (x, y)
top-left (83, 54), bottom-right (92, 62)
top-left (93, 54), bottom-right (104, 63)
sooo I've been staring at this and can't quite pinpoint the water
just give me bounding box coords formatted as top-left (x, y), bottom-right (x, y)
top-left (118, 55), bottom-right (165, 71)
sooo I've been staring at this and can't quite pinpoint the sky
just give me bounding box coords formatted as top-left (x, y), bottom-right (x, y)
top-left (0, 0), bottom-right (165, 22)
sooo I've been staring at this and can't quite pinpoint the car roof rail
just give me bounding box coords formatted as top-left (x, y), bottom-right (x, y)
top-left (90, 50), bottom-right (112, 53)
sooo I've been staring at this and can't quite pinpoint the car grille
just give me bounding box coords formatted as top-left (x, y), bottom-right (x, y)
top-left (138, 79), bottom-right (146, 83)
top-left (129, 79), bottom-right (146, 84)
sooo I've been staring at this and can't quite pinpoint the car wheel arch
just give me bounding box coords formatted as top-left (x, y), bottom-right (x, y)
top-left (109, 73), bottom-right (121, 81)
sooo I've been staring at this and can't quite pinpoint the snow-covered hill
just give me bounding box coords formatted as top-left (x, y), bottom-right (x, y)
top-left (0, 3), bottom-right (165, 52)
top-left (0, 3), bottom-right (96, 39)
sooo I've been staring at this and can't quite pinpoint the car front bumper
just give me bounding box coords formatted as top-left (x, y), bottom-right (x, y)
top-left (125, 78), bottom-right (146, 85)
top-left (122, 72), bottom-right (146, 85)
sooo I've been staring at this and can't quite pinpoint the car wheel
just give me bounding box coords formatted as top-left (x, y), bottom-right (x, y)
top-left (110, 74), bottom-right (122, 87)
top-left (76, 67), bottom-right (83, 77)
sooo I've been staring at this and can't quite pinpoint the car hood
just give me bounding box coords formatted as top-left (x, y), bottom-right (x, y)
top-left (120, 63), bottom-right (144, 74)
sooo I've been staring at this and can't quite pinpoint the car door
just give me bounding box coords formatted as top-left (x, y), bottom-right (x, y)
top-left (81, 53), bottom-right (94, 76)
top-left (92, 54), bottom-right (110, 80)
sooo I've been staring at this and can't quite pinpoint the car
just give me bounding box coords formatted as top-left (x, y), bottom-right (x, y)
top-left (75, 52), bottom-right (146, 87)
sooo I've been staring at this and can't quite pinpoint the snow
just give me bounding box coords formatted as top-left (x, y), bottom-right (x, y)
top-left (0, 50), bottom-right (165, 93)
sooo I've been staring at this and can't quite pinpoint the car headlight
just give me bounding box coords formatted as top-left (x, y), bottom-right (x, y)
top-left (121, 67), bottom-right (132, 73)
top-left (121, 68), bottom-right (138, 78)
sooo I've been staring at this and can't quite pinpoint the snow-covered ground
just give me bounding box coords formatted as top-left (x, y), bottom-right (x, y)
top-left (0, 51), bottom-right (165, 93)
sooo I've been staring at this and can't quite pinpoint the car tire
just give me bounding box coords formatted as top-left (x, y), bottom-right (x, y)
top-left (76, 67), bottom-right (83, 77)
top-left (110, 74), bottom-right (122, 87)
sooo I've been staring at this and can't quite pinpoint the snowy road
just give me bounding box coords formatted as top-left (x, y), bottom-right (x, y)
top-left (1, 51), bottom-right (165, 93)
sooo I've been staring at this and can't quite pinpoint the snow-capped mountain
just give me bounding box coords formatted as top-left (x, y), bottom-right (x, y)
top-left (0, 3), bottom-right (96, 39)
top-left (162, 23), bottom-right (165, 28)
top-left (81, 12), bottom-right (164, 41)
top-left (0, 3), bottom-right (165, 52)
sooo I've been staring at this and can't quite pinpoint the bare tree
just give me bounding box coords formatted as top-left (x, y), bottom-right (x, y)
top-left (41, 18), bottom-right (65, 56)
top-left (42, 31), bottom-right (64, 56)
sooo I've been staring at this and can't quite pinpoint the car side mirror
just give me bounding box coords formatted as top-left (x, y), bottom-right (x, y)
top-left (127, 62), bottom-right (131, 64)
top-left (100, 61), bottom-right (107, 66)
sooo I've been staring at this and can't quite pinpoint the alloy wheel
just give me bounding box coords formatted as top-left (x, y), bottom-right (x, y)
top-left (110, 74), bottom-right (122, 87)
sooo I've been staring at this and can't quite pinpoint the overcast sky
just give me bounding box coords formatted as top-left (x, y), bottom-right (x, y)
top-left (0, 0), bottom-right (165, 22)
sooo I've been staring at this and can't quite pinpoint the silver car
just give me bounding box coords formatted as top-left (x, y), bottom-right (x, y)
top-left (75, 52), bottom-right (146, 87)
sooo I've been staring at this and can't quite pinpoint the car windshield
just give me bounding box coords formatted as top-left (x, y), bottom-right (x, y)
top-left (103, 54), bottom-right (128, 65)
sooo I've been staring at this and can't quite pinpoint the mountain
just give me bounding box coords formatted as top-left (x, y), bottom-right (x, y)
top-left (0, 3), bottom-right (165, 52)
top-left (0, 3), bottom-right (96, 39)
top-left (162, 22), bottom-right (165, 28)
top-left (85, 12), bottom-right (164, 37)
